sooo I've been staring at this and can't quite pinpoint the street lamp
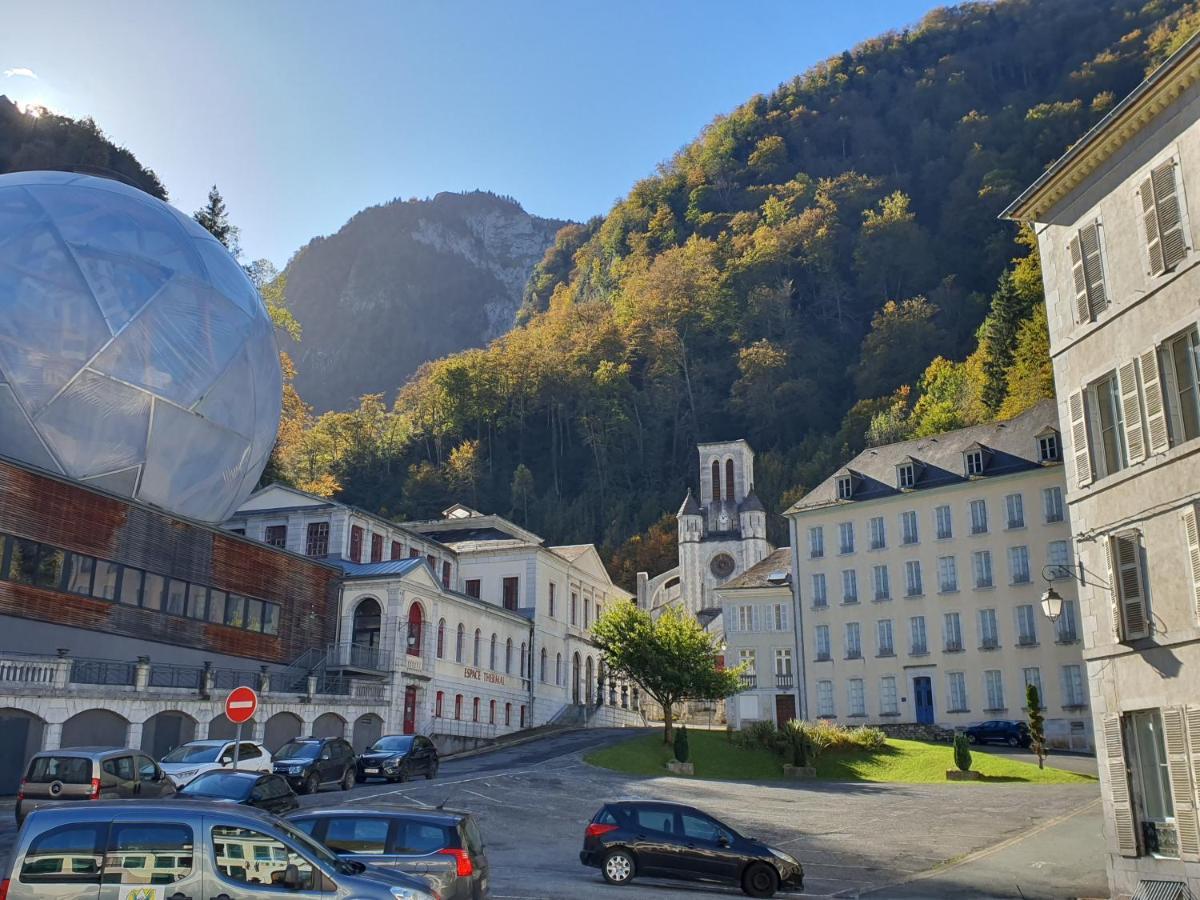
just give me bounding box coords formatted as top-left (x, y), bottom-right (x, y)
top-left (1039, 564), bottom-right (1066, 622)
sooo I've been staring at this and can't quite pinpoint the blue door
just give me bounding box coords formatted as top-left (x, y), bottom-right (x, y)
top-left (914, 677), bottom-right (934, 724)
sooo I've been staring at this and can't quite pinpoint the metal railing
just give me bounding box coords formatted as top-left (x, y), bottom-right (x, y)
top-left (738, 673), bottom-right (757, 690)
top-left (148, 663), bottom-right (203, 690)
top-left (70, 658), bottom-right (136, 686)
top-left (211, 668), bottom-right (263, 691)
top-left (327, 642), bottom-right (390, 672)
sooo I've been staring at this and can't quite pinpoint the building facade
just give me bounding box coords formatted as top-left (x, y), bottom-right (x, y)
top-left (785, 402), bottom-right (1092, 751)
top-left (1004, 34), bottom-right (1200, 898)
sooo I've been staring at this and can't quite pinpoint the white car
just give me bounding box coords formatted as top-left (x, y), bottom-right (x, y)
top-left (159, 739), bottom-right (272, 786)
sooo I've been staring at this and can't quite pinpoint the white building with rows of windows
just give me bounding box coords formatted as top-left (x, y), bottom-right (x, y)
top-left (1005, 33), bottom-right (1200, 898)
top-left (781, 402), bottom-right (1091, 750)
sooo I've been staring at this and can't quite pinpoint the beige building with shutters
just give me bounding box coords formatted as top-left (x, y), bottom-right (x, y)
top-left (1005, 33), bottom-right (1200, 900)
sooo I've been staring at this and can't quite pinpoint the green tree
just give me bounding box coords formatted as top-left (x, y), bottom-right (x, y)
top-left (591, 604), bottom-right (742, 743)
top-left (193, 184), bottom-right (240, 257)
top-left (981, 270), bottom-right (1041, 411)
top-left (1027, 683), bottom-right (1047, 770)
top-left (673, 725), bottom-right (690, 763)
top-left (510, 463), bottom-right (534, 524)
top-left (998, 305), bottom-right (1055, 419)
top-left (953, 732), bottom-right (973, 773)
top-left (854, 298), bottom-right (945, 398)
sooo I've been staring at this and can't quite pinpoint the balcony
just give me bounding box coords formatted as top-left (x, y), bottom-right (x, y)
top-left (944, 641), bottom-right (964, 653)
top-left (738, 673), bottom-right (758, 690)
top-left (775, 673), bottom-right (794, 689)
top-left (326, 641), bottom-right (390, 674)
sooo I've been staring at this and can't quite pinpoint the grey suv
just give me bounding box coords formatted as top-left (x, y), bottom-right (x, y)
top-left (16, 747), bottom-right (176, 825)
top-left (4, 801), bottom-right (436, 900)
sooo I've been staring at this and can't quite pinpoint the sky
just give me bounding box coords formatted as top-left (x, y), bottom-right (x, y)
top-left (2, 0), bottom-right (941, 268)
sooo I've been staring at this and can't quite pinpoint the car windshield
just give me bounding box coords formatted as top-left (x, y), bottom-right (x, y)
top-left (162, 744), bottom-right (223, 764)
top-left (179, 772), bottom-right (255, 799)
top-left (275, 741), bottom-right (320, 760)
top-left (369, 737), bottom-right (414, 753)
top-left (276, 818), bottom-right (359, 875)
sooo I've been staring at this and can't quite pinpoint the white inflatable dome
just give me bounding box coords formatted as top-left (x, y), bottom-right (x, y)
top-left (0, 171), bottom-right (282, 523)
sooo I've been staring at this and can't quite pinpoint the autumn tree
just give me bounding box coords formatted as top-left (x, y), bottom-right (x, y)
top-left (854, 297), bottom-right (946, 398)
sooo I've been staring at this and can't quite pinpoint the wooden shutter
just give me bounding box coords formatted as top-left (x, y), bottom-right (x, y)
top-left (1153, 160), bottom-right (1188, 272)
top-left (1164, 707), bottom-right (1200, 859)
top-left (1068, 391), bottom-right (1093, 487)
top-left (1079, 223), bottom-right (1106, 318)
top-left (1186, 507), bottom-right (1200, 626)
top-left (1141, 348), bottom-right (1170, 454)
top-left (1069, 233), bottom-right (1090, 324)
top-left (1141, 174), bottom-right (1165, 276)
top-left (1106, 537), bottom-right (1124, 642)
top-left (1187, 707), bottom-right (1200, 855)
top-left (1103, 714), bottom-right (1139, 856)
top-left (1118, 360), bottom-right (1146, 464)
top-left (1111, 532), bottom-right (1149, 641)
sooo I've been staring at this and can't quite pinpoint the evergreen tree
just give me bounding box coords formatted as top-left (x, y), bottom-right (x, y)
top-left (193, 185), bottom-right (241, 257)
top-left (1027, 683), bottom-right (1047, 770)
top-left (981, 271), bottom-right (1039, 412)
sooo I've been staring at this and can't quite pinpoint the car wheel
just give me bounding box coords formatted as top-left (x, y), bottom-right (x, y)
top-left (742, 862), bottom-right (780, 898)
top-left (397, 765), bottom-right (408, 784)
top-left (427, 760), bottom-right (438, 780)
top-left (601, 849), bottom-right (635, 886)
top-left (966, 733), bottom-right (978, 744)
top-left (341, 768), bottom-right (354, 791)
top-left (304, 773), bottom-right (319, 795)
top-left (1008, 736), bottom-right (1020, 747)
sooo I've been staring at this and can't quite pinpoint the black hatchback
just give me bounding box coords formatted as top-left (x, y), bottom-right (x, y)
top-left (356, 734), bottom-right (439, 783)
top-left (272, 736), bottom-right (356, 794)
top-left (176, 769), bottom-right (300, 815)
top-left (963, 720), bottom-right (1032, 747)
top-left (580, 801), bottom-right (803, 898)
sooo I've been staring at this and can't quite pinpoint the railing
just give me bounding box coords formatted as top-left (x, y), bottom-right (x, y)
top-left (944, 641), bottom-right (963, 652)
top-left (738, 673), bottom-right (757, 690)
top-left (775, 673), bottom-right (794, 689)
top-left (430, 716), bottom-right (498, 740)
top-left (0, 654), bottom-right (61, 685)
top-left (211, 668), bottom-right (263, 691)
top-left (979, 639), bottom-right (999, 650)
top-left (1017, 635), bottom-right (1038, 647)
top-left (351, 680), bottom-right (388, 703)
top-left (148, 663), bottom-right (204, 690)
top-left (70, 658), bottom-right (136, 686)
top-left (326, 642), bottom-right (390, 672)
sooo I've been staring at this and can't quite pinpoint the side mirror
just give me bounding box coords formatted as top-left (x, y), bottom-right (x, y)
top-left (282, 863), bottom-right (302, 890)
top-left (717, 834), bottom-right (731, 847)
top-left (220, 755), bottom-right (233, 765)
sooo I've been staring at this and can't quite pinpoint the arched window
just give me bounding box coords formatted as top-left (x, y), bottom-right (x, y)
top-left (406, 603), bottom-right (423, 657)
top-left (540, 648), bottom-right (547, 682)
top-left (489, 633), bottom-right (497, 670)
top-left (711, 460), bottom-right (722, 502)
top-left (520, 705), bottom-right (526, 728)
top-left (520, 642), bottom-right (527, 678)
top-left (505, 702), bottom-right (512, 726)
top-left (353, 598), bottom-right (382, 647)
top-left (726, 458), bottom-right (735, 501)
top-left (489, 700), bottom-right (496, 724)
top-left (435, 691), bottom-right (444, 717)
top-left (555, 653), bottom-right (562, 686)
top-left (472, 697), bottom-right (480, 722)
top-left (473, 629), bottom-right (481, 666)
top-left (455, 624), bottom-right (465, 663)
top-left (436, 619), bottom-right (446, 659)
top-left (505, 638), bottom-right (513, 674)
top-left (454, 694), bottom-right (463, 720)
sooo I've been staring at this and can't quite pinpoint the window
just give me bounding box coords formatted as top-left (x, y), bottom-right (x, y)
top-left (897, 463), bottom-right (915, 489)
top-left (869, 517), bottom-right (886, 550)
top-left (505, 703), bottom-right (512, 726)
top-left (1043, 487), bottom-right (1064, 523)
top-left (905, 561), bottom-right (923, 597)
top-left (1061, 665), bottom-right (1087, 707)
top-left (442, 561), bottom-right (451, 589)
top-left (65, 553), bottom-right (94, 595)
top-left (570, 592), bottom-right (578, 626)
top-left (502, 577), bottom-right (519, 611)
top-left (772, 603), bottom-right (789, 631)
top-left (947, 672), bottom-right (968, 711)
top-left (349, 525), bottom-right (364, 562)
top-left (841, 569), bottom-right (858, 604)
top-left (1039, 432), bottom-right (1060, 462)
top-left (845, 622), bottom-right (862, 659)
top-left (165, 578), bottom-right (187, 616)
top-left (969, 499), bottom-right (988, 534)
top-left (1009, 546), bottom-right (1031, 584)
top-left (19, 823), bottom-right (105, 884)
top-left (505, 638), bottom-right (513, 674)
top-left (1005, 494), bottom-right (1024, 529)
top-left (681, 812), bottom-right (726, 844)
top-left (872, 564), bottom-right (890, 601)
top-left (1089, 371), bottom-right (1129, 477)
top-left (472, 698), bottom-right (480, 722)
top-left (410, 548), bottom-right (420, 558)
top-left (455, 624), bottom-right (465, 663)
top-left (539, 648), bottom-right (547, 682)
top-left (738, 648), bottom-right (757, 674)
top-left (901, 510), bottom-right (919, 545)
top-left (815, 625), bottom-right (830, 661)
top-left (837, 475), bottom-right (853, 500)
top-left (548, 582), bottom-right (556, 617)
top-left (848, 678), bottom-right (866, 716)
top-left (973, 550), bottom-right (993, 589)
top-left (1068, 220), bottom-right (1108, 322)
top-left (465, 579), bottom-right (481, 599)
top-left (984, 670), bottom-right (1005, 711)
top-left (520, 642), bottom-right (527, 678)
top-left (1109, 531), bottom-right (1149, 641)
top-left (454, 694), bottom-right (463, 719)
top-left (555, 653), bottom-right (563, 686)
top-left (809, 527), bottom-right (824, 559)
top-left (811, 574), bottom-right (827, 608)
top-left (1047, 540), bottom-right (1071, 579)
top-left (1139, 158), bottom-right (1188, 277)
top-left (1123, 709), bottom-right (1185, 859)
top-left (325, 817), bottom-right (389, 854)
top-left (910, 615), bottom-right (928, 654)
top-left (733, 604), bottom-right (753, 632)
top-left (1056, 599), bottom-right (1079, 643)
top-left (937, 556), bottom-right (957, 593)
top-left (584, 596), bottom-right (591, 629)
top-left (978, 609), bottom-right (998, 649)
top-left (213, 825), bottom-right (313, 889)
top-left (880, 676), bottom-right (898, 714)
top-left (142, 573), bottom-right (166, 612)
top-left (1023, 667), bottom-right (1043, 706)
top-left (774, 649), bottom-right (792, 676)
top-left (436, 620), bottom-right (445, 659)
top-left (935, 505), bottom-right (952, 540)
top-left (489, 634), bottom-right (497, 670)
top-left (965, 449), bottom-right (985, 476)
top-left (839, 522), bottom-right (854, 555)
top-left (391, 540), bottom-right (402, 560)
top-left (265, 525), bottom-right (287, 548)
top-left (1163, 326), bottom-right (1200, 444)
top-left (943, 612), bottom-right (962, 651)
top-left (473, 629), bottom-right (481, 666)
top-left (876, 619), bottom-right (894, 656)
top-left (1016, 605), bottom-right (1038, 646)
top-left (816, 680), bottom-right (834, 717)
top-left (115, 567), bottom-right (142, 607)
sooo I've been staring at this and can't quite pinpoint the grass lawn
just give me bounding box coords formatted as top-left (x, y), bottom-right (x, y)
top-left (585, 730), bottom-right (1096, 785)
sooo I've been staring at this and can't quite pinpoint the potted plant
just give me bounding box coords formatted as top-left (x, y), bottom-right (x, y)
top-left (946, 731), bottom-right (981, 780)
top-left (781, 720), bottom-right (817, 778)
top-left (667, 725), bottom-right (694, 775)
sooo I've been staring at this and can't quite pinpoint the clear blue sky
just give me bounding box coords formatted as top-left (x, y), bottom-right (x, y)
top-left (3, 0), bottom-right (941, 268)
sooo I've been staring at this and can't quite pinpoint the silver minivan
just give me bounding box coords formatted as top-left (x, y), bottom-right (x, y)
top-left (3, 801), bottom-right (438, 900)
top-left (16, 747), bottom-right (176, 825)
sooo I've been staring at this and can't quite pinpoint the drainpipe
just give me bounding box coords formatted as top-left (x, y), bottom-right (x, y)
top-left (788, 518), bottom-right (808, 721)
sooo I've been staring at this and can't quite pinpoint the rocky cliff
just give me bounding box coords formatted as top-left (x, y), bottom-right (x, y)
top-left (283, 190), bottom-right (568, 411)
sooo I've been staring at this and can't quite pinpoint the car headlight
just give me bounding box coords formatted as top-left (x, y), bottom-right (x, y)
top-left (288, 765), bottom-right (304, 775)
top-left (769, 847), bottom-right (799, 867)
top-left (389, 887), bottom-right (435, 900)
top-left (175, 769), bottom-right (198, 781)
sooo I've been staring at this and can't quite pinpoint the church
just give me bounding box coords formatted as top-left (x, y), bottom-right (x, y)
top-left (637, 439), bottom-right (773, 631)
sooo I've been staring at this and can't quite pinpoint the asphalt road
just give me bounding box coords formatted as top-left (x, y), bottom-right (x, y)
top-left (0, 728), bottom-right (1106, 899)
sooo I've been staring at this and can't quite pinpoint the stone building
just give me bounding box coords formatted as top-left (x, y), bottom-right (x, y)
top-left (1004, 33), bottom-right (1200, 897)
top-left (784, 402), bottom-right (1091, 750)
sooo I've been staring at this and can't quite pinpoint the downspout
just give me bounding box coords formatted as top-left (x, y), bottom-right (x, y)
top-left (788, 515), bottom-right (808, 721)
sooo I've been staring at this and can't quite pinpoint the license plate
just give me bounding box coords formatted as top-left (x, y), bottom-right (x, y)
top-left (364, 768), bottom-right (379, 774)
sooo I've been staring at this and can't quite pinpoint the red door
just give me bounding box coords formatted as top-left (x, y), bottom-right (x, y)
top-left (403, 686), bottom-right (417, 735)
top-left (407, 604), bottom-right (423, 657)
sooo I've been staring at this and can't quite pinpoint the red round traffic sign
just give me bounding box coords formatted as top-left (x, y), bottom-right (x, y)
top-left (225, 686), bottom-right (258, 724)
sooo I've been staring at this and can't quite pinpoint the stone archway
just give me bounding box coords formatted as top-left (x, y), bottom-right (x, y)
top-left (141, 710), bottom-right (197, 759)
top-left (312, 712), bottom-right (346, 739)
top-left (264, 712), bottom-right (303, 752)
top-left (0, 708), bottom-right (44, 794)
top-left (62, 709), bottom-right (128, 748)
top-left (207, 713), bottom-right (238, 742)
top-left (352, 714), bottom-right (383, 753)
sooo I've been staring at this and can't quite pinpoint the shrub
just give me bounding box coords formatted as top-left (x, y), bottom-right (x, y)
top-left (674, 725), bottom-right (690, 763)
top-left (735, 720), bottom-right (779, 751)
top-left (953, 732), bottom-right (973, 772)
top-left (782, 719), bottom-right (815, 767)
top-left (853, 726), bottom-right (887, 751)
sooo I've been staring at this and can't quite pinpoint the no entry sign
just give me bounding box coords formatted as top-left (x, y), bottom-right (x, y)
top-left (225, 686), bottom-right (258, 724)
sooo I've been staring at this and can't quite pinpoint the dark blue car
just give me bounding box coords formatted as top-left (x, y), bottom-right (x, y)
top-left (963, 720), bottom-right (1031, 747)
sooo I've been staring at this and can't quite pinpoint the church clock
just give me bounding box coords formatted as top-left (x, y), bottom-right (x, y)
top-left (710, 553), bottom-right (736, 578)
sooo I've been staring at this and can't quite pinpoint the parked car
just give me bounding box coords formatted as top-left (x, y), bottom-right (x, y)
top-left (963, 720), bottom-right (1032, 747)
top-left (160, 738), bottom-right (272, 785)
top-left (272, 736), bottom-right (356, 794)
top-left (579, 800), bottom-right (804, 898)
top-left (15, 747), bottom-right (176, 825)
top-left (176, 769), bottom-right (300, 815)
top-left (3, 801), bottom-right (437, 900)
top-left (356, 734), bottom-right (440, 783)
top-left (288, 806), bottom-right (488, 900)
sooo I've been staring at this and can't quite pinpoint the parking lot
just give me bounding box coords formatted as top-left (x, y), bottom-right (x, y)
top-left (0, 728), bottom-right (1105, 899)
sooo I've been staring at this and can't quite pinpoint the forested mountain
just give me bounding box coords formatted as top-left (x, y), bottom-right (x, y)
top-left (267, 0), bottom-right (1200, 585)
top-left (0, 96), bottom-right (166, 198)
top-left (281, 191), bottom-right (568, 411)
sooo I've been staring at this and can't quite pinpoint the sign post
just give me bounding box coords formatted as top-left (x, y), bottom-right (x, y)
top-left (224, 686), bottom-right (259, 771)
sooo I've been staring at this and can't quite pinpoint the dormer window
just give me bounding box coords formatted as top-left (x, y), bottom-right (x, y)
top-left (964, 449), bottom-right (985, 477)
top-left (1038, 432), bottom-right (1060, 463)
top-left (897, 463), bottom-right (915, 490)
top-left (837, 476), bottom-right (853, 500)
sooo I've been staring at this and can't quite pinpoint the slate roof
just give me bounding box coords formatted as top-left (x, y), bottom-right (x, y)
top-left (677, 489), bottom-right (701, 516)
top-left (741, 490), bottom-right (765, 513)
top-left (336, 558), bottom-right (426, 579)
top-left (786, 399), bottom-right (1061, 515)
top-left (720, 547), bottom-right (793, 590)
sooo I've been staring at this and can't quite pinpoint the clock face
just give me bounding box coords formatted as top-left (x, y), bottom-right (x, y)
top-left (719, 512), bottom-right (730, 527)
top-left (710, 553), bottom-right (736, 578)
